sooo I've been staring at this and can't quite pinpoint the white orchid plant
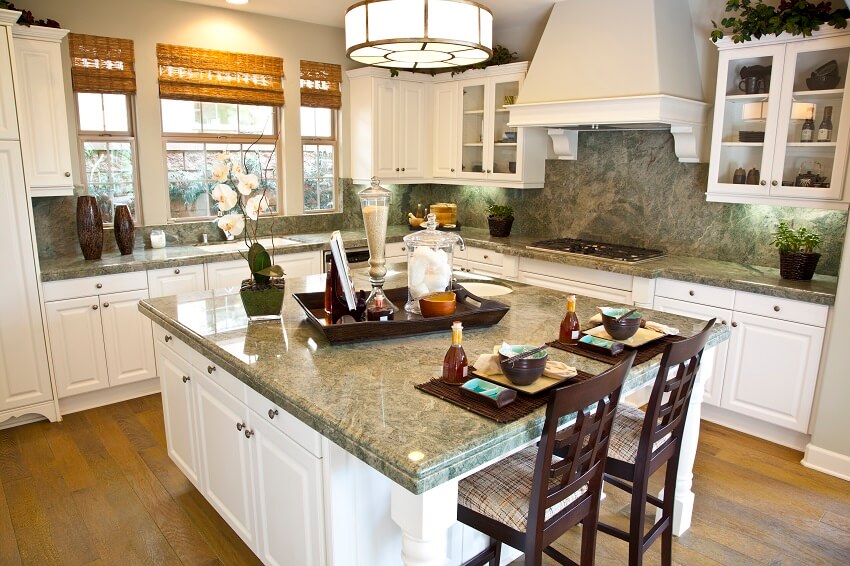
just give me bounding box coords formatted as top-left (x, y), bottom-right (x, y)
top-left (209, 150), bottom-right (283, 287)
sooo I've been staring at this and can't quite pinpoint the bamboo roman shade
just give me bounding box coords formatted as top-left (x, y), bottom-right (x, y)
top-left (156, 44), bottom-right (284, 106)
top-left (299, 61), bottom-right (342, 109)
top-left (68, 33), bottom-right (136, 94)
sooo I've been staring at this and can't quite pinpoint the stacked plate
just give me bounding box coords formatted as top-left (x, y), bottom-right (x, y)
top-left (739, 131), bottom-right (765, 143)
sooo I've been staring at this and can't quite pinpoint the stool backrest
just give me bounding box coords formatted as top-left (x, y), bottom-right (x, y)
top-left (528, 351), bottom-right (637, 536)
top-left (641, 319), bottom-right (716, 472)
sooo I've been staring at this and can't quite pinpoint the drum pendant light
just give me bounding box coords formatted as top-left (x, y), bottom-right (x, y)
top-left (345, 0), bottom-right (493, 69)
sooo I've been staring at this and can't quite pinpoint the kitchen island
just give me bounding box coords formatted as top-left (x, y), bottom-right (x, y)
top-left (139, 268), bottom-right (729, 565)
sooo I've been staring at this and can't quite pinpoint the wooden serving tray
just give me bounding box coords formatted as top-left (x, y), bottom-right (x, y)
top-left (292, 285), bottom-right (510, 344)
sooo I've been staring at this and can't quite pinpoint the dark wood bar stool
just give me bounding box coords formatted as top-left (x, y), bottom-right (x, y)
top-left (457, 351), bottom-right (637, 566)
top-left (598, 319), bottom-right (716, 566)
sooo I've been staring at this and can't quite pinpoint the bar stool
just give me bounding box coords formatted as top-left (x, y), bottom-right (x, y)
top-left (456, 351), bottom-right (637, 566)
top-left (598, 319), bottom-right (716, 566)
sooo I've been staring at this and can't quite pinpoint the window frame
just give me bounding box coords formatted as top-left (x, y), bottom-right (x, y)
top-left (160, 102), bottom-right (283, 222)
top-left (301, 106), bottom-right (339, 214)
top-left (75, 92), bottom-right (142, 225)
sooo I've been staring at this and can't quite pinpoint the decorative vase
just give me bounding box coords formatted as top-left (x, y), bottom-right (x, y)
top-left (779, 252), bottom-right (820, 280)
top-left (239, 278), bottom-right (285, 320)
top-left (76, 195), bottom-right (103, 260)
top-left (488, 216), bottom-right (514, 237)
top-left (113, 204), bottom-right (135, 255)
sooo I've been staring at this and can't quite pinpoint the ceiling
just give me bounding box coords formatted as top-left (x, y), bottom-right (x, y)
top-left (175, 0), bottom-right (558, 32)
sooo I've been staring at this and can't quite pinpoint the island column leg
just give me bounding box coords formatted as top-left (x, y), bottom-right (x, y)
top-left (656, 346), bottom-right (716, 536)
top-left (391, 479), bottom-right (459, 566)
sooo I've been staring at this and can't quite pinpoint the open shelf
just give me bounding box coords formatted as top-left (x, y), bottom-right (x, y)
top-left (725, 93), bottom-right (770, 103)
top-left (792, 88), bottom-right (844, 101)
top-left (722, 141), bottom-right (764, 147)
top-left (463, 109), bottom-right (485, 115)
top-left (786, 141), bottom-right (837, 148)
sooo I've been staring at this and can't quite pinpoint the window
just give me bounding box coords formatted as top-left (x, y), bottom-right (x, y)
top-left (156, 44), bottom-right (285, 220)
top-left (301, 107), bottom-right (337, 212)
top-left (162, 100), bottom-right (280, 220)
top-left (300, 61), bottom-right (342, 213)
top-left (69, 33), bottom-right (138, 223)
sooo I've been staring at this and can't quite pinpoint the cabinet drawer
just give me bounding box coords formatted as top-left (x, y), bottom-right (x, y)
top-left (190, 354), bottom-right (247, 404)
top-left (43, 271), bottom-right (148, 302)
top-left (246, 387), bottom-right (323, 458)
top-left (153, 324), bottom-right (195, 361)
top-left (386, 241), bottom-right (407, 258)
top-left (655, 278), bottom-right (735, 309)
top-left (466, 247), bottom-right (503, 266)
top-left (518, 257), bottom-right (633, 291)
top-left (733, 291), bottom-right (828, 327)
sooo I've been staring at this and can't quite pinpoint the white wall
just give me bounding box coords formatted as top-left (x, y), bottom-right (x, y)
top-left (24, 0), bottom-right (354, 223)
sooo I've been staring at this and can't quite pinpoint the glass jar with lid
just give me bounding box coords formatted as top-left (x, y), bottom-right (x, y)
top-left (402, 213), bottom-right (464, 313)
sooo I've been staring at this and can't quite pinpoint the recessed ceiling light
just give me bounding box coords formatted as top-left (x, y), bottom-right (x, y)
top-left (226, 0), bottom-right (249, 5)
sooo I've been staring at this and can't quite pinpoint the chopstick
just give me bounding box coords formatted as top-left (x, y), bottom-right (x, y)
top-left (503, 344), bottom-right (549, 365)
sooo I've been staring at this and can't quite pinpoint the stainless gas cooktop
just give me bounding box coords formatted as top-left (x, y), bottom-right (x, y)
top-left (526, 238), bottom-right (666, 264)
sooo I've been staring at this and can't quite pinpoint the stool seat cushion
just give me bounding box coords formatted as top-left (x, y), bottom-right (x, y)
top-left (458, 446), bottom-right (585, 532)
top-left (609, 404), bottom-right (669, 464)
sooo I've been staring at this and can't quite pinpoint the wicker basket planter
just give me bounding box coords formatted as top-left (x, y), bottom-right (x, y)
top-left (488, 216), bottom-right (514, 237)
top-left (779, 252), bottom-right (820, 280)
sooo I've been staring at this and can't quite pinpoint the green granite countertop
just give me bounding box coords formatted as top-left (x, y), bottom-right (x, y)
top-left (138, 269), bottom-right (729, 494)
top-left (42, 225), bottom-right (838, 305)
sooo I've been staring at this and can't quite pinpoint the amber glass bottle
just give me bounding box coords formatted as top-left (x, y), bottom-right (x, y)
top-left (559, 294), bottom-right (581, 344)
top-left (441, 321), bottom-right (468, 384)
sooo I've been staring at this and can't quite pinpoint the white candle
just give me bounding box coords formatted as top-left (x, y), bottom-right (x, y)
top-left (150, 230), bottom-right (166, 249)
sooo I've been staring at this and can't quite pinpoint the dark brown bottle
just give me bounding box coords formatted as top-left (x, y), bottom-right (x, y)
top-left (558, 294), bottom-right (580, 344)
top-left (801, 108), bottom-right (815, 142)
top-left (441, 321), bottom-right (468, 385)
top-left (366, 288), bottom-right (395, 321)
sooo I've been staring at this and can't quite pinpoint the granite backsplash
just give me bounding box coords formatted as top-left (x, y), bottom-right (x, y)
top-left (32, 131), bottom-right (847, 276)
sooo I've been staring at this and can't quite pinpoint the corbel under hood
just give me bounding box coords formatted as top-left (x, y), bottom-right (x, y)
top-left (508, 0), bottom-right (709, 163)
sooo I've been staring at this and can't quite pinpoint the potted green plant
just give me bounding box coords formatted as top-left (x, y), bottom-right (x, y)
top-left (487, 204), bottom-right (514, 237)
top-left (711, 0), bottom-right (849, 43)
top-left (210, 148), bottom-right (285, 319)
top-left (770, 221), bottom-right (823, 280)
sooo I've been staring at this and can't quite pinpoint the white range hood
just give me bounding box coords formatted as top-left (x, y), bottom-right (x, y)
top-left (508, 0), bottom-right (709, 163)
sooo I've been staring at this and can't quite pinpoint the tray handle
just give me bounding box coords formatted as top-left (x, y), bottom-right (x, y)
top-left (453, 283), bottom-right (499, 308)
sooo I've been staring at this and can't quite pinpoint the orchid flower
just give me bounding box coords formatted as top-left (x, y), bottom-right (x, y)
top-left (245, 194), bottom-right (270, 220)
top-left (217, 213), bottom-right (245, 236)
top-left (211, 183), bottom-right (237, 211)
top-left (211, 162), bottom-right (231, 182)
top-left (236, 172), bottom-right (259, 196)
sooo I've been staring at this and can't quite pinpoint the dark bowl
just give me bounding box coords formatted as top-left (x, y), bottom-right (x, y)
top-left (498, 346), bottom-right (548, 386)
top-left (806, 74), bottom-right (840, 91)
top-left (600, 308), bottom-right (642, 341)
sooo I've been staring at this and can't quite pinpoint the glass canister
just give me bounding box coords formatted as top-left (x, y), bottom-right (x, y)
top-left (403, 213), bottom-right (464, 313)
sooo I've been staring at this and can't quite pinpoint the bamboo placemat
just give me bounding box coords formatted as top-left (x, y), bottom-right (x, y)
top-left (415, 379), bottom-right (547, 423)
top-left (547, 333), bottom-right (686, 366)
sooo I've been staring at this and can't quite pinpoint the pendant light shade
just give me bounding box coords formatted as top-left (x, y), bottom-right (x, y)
top-left (345, 0), bottom-right (493, 69)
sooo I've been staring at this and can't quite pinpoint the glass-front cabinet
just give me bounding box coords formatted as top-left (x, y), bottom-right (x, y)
top-left (707, 26), bottom-right (850, 209)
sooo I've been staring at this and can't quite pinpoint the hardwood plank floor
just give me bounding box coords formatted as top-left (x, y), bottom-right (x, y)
top-left (1, 396), bottom-right (849, 565)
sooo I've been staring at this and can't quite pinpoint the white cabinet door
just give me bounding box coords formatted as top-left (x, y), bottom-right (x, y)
top-left (398, 80), bottom-right (427, 178)
top-left (0, 141), bottom-right (52, 412)
top-left (652, 296), bottom-right (733, 407)
top-left (279, 251), bottom-right (322, 278)
top-left (432, 81), bottom-right (458, 177)
top-left (373, 79), bottom-right (398, 180)
top-left (12, 31), bottom-right (73, 194)
top-left (100, 289), bottom-right (156, 387)
top-left (147, 264), bottom-right (206, 298)
top-left (157, 346), bottom-right (200, 487)
top-left (0, 31), bottom-right (18, 141)
top-left (194, 373), bottom-right (256, 548)
top-left (250, 413), bottom-right (326, 566)
top-left (206, 259), bottom-right (249, 291)
top-left (45, 296), bottom-right (109, 397)
top-left (722, 311), bottom-right (824, 432)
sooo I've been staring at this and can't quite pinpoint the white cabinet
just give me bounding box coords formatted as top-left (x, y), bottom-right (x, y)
top-left (156, 343), bottom-right (200, 487)
top-left (454, 246), bottom-right (518, 280)
top-left (517, 257), bottom-right (634, 303)
top-left (278, 251), bottom-right (323, 279)
top-left (432, 81), bottom-right (459, 178)
top-left (205, 259), bottom-right (250, 291)
top-left (385, 241), bottom-right (408, 264)
top-left (147, 264), bottom-right (206, 298)
top-left (43, 273), bottom-right (156, 398)
top-left (349, 70), bottom-right (430, 183)
top-left (0, 27), bottom-right (18, 141)
top-left (708, 25), bottom-right (850, 209)
top-left (11, 25), bottom-right (73, 196)
top-left (0, 140), bottom-right (54, 420)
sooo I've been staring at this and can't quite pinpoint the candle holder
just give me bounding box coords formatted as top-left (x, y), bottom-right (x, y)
top-left (359, 178), bottom-right (397, 317)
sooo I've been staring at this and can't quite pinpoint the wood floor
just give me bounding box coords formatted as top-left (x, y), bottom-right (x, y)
top-left (1, 395), bottom-right (849, 565)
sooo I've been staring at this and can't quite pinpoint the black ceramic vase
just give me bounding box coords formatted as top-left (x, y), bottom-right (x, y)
top-left (488, 216), bottom-right (514, 237)
top-left (113, 204), bottom-right (135, 255)
top-left (76, 195), bottom-right (103, 260)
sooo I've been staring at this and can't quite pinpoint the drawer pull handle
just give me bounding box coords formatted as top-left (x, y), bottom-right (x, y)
top-left (268, 409), bottom-right (279, 420)
top-left (688, 290), bottom-right (695, 296)
top-left (401, 167), bottom-right (406, 172)
top-left (483, 255), bottom-right (489, 259)
top-left (96, 283), bottom-right (103, 289)
top-left (395, 168), bottom-right (400, 172)
top-left (182, 375), bottom-right (190, 383)
top-left (207, 365), bottom-right (216, 374)
top-left (174, 268), bottom-right (181, 275)
top-left (450, 168), bottom-right (455, 172)
top-left (731, 322), bottom-right (738, 328)
top-left (64, 171), bottom-right (71, 177)
top-left (771, 180), bottom-right (779, 186)
top-left (91, 305), bottom-right (98, 310)
top-left (165, 335), bottom-right (172, 342)
top-left (759, 180), bottom-right (767, 186)
top-left (236, 422), bottom-right (245, 431)
top-left (244, 429), bottom-right (254, 439)
top-left (721, 320), bottom-right (727, 325)
top-left (102, 302), bottom-right (109, 308)
top-left (773, 305), bottom-right (780, 312)
top-left (401, 246), bottom-right (406, 251)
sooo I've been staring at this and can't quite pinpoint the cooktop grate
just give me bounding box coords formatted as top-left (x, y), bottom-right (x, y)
top-left (526, 238), bottom-right (666, 263)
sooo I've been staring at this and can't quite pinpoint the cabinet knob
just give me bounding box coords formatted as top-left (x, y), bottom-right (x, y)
top-left (207, 365), bottom-right (216, 374)
top-left (236, 422), bottom-right (245, 431)
top-left (401, 167), bottom-right (406, 172)
top-left (486, 169), bottom-right (491, 174)
top-left (91, 305), bottom-right (98, 310)
top-left (395, 168), bottom-right (400, 172)
top-left (102, 302), bottom-right (109, 308)
top-left (64, 171), bottom-right (71, 177)
top-left (401, 246), bottom-right (406, 251)
top-left (244, 429), bottom-right (254, 439)
top-left (773, 305), bottom-right (780, 312)
top-left (688, 290), bottom-right (695, 296)
top-left (96, 283), bottom-right (103, 289)
top-left (182, 375), bottom-right (190, 383)
top-left (760, 180), bottom-right (767, 186)
top-left (483, 254), bottom-right (489, 259)
top-left (721, 320), bottom-right (727, 325)
top-left (174, 268), bottom-right (180, 275)
top-left (450, 168), bottom-right (455, 172)
top-left (164, 335), bottom-right (172, 342)
top-left (771, 180), bottom-right (778, 186)
top-left (731, 322), bottom-right (738, 328)
top-left (268, 408), bottom-right (279, 420)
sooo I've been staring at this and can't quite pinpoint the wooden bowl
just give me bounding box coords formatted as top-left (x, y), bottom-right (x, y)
top-left (419, 292), bottom-right (457, 318)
